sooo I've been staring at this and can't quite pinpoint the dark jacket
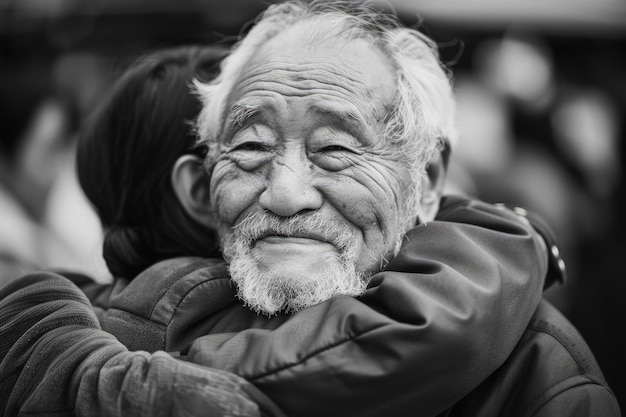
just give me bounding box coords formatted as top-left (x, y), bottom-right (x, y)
top-left (443, 300), bottom-right (621, 417)
top-left (71, 196), bottom-right (565, 417)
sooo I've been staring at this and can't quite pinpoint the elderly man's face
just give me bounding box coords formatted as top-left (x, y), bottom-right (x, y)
top-left (210, 24), bottom-right (416, 314)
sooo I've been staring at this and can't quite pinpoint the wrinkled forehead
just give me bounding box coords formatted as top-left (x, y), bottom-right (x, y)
top-left (225, 20), bottom-right (397, 126)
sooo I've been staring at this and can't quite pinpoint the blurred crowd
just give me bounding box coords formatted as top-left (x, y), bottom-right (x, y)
top-left (1, 0), bottom-right (625, 409)
top-left (445, 31), bottom-right (626, 408)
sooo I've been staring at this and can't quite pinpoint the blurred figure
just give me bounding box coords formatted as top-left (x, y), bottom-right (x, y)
top-left (448, 32), bottom-right (622, 313)
top-left (0, 56), bottom-right (105, 285)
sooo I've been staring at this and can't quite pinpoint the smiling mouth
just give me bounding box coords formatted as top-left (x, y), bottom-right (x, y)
top-left (257, 235), bottom-right (326, 245)
top-left (253, 235), bottom-right (338, 255)
top-left (255, 230), bottom-right (329, 242)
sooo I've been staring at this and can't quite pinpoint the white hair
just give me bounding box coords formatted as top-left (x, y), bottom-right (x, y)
top-left (195, 0), bottom-right (457, 221)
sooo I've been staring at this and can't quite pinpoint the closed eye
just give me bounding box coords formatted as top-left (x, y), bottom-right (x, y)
top-left (231, 142), bottom-right (267, 152)
top-left (317, 145), bottom-right (355, 153)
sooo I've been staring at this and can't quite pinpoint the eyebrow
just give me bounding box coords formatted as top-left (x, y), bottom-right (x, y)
top-left (310, 103), bottom-right (370, 139)
top-left (227, 103), bottom-right (260, 128)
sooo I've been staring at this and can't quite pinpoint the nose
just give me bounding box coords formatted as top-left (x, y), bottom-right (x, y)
top-left (259, 156), bottom-right (322, 217)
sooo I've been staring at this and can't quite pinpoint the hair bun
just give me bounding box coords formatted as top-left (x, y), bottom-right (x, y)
top-left (103, 225), bottom-right (154, 278)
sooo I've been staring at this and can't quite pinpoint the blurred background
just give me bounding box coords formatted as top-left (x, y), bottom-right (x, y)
top-left (1, 0), bottom-right (625, 409)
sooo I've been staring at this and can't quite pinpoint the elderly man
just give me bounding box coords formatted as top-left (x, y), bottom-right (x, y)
top-left (0, 1), bottom-right (619, 417)
top-left (176, 1), bottom-right (617, 416)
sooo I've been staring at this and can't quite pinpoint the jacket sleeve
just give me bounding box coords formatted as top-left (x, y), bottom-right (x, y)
top-left (187, 197), bottom-right (551, 417)
top-left (0, 272), bottom-right (285, 417)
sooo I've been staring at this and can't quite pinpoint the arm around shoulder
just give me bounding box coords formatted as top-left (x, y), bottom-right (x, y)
top-left (0, 272), bottom-right (284, 417)
top-left (188, 197), bottom-right (551, 417)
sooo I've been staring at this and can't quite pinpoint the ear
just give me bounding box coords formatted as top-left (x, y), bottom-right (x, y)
top-left (419, 150), bottom-right (447, 222)
top-left (171, 155), bottom-right (214, 227)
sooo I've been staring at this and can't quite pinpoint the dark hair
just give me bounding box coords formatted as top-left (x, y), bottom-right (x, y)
top-left (77, 45), bottom-right (228, 278)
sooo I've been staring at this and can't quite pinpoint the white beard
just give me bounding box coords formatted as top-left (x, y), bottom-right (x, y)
top-left (221, 211), bottom-right (370, 316)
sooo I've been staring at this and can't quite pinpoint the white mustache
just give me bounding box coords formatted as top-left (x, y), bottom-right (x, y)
top-left (233, 211), bottom-right (356, 251)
